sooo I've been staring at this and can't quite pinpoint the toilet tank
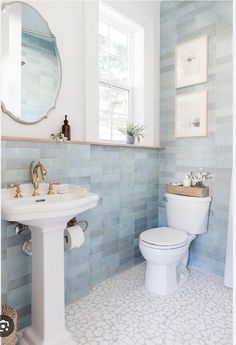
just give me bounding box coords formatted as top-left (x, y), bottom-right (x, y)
top-left (165, 193), bottom-right (211, 234)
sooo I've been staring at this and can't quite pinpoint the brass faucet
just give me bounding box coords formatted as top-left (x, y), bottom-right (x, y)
top-left (47, 181), bottom-right (60, 195)
top-left (7, 183), bottom-right (23, 198)
top-left (30, 161), bottom-right (47, 196)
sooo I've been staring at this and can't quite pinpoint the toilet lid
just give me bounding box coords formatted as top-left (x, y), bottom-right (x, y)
top-left (140, 227), bottom-right (188, 247)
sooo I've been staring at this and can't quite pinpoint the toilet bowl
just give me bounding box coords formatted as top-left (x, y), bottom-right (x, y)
top-left (139, 227), bottom-right (195, 295)
top-left (139, 193), bottom-right (211, 295)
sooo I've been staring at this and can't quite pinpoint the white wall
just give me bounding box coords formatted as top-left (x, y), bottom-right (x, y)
top-left (232, 0), bottom-right (236, 294)
top-left (1, 1), bottom-right (85, 140)
top-left (2, 4), bottom-right (22, 117)
top-left (1, 0), bottom-right (160, 144)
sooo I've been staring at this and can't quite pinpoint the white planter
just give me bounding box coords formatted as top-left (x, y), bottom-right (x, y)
top-left (127, 135), bottom-right (135, 144)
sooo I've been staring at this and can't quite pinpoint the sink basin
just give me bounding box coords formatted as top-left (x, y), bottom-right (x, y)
top-left (2, 183), bottom-right (99, 227)
top-left (1, 183), bottom-right (99, 345)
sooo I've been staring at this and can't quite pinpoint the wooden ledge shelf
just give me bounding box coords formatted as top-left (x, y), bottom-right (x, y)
top-left (1, 136), bottom-right (165, 150)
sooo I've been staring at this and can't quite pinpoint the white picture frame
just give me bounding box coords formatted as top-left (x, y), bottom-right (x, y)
top-left (175, 91), bottom-right (208, 138)
top-left (176, 35), bottom-right (208, 88)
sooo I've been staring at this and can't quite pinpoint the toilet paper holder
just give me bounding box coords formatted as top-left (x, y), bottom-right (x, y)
top-left (64, 217), bottom-right (88, 243)
top-left (16, 217), bottom-right (88, 255)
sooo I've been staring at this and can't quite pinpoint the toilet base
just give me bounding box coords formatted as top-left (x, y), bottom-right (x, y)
top-left (145, 262), bottom-right (189, 295)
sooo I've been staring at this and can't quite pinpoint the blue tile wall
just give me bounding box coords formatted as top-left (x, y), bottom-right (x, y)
top-left (21, 32), bottom-right (60, 122)
top-left (159, 1), bottom-right (232, 275)
top-left (1, 140), bottom-right (159, 329)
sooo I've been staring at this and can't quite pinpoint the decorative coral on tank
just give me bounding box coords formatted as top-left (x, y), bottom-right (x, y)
top-left (191, 168), bottom-right (211, 187)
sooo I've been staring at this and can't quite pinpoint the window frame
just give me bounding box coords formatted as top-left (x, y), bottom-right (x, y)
top-left (99, 6), bottom-right (139, 142)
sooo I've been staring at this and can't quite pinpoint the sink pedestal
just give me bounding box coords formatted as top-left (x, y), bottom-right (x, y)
top-left (18, 223), bottom-right (76, 345)
top-left (2, 183), bottom-right (99, 345)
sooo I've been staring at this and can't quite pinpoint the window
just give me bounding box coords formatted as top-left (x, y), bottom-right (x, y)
top-left (99, 19), bottom-right (130, 141)
top-left (98, 3), bottom-right (144, 142)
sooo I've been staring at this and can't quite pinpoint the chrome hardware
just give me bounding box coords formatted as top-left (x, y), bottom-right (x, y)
top-left (23, 240), bottom-right (32, 256)
top-left (18, 218), bottom-right (88, 255)
top-left (47, 181), bottom-right (61, 195)
top-left (7, 183), bottom-right (22, 198)
top-left (15, 223), bottom-right (30, 235)
top-left (15, 224), bottom-right (31, 255)
top-left (30, 160), bottom-right (47, 196)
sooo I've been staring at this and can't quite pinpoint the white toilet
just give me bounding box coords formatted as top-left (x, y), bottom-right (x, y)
top-left (139, 193), bottom-right (211, 295)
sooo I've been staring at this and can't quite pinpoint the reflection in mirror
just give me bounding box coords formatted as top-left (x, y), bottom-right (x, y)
top-left (1, 2), bottom-right (61, 124)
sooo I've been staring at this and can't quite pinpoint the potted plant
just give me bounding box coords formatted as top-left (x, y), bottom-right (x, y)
top-left (118, 121), bottom-right (145, 144)
top-left (50, 132), bottom-right (67, 143)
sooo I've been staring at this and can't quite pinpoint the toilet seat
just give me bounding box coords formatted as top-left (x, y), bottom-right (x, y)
top-left (140, 227), bottom-right (189, 249)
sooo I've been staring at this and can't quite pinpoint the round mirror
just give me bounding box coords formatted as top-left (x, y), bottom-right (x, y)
top-left (1, 2), bottom-right (61, 124)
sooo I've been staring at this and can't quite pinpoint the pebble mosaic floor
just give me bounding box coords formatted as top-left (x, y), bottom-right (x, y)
top-left (18, 263), bottom-right (232, 345)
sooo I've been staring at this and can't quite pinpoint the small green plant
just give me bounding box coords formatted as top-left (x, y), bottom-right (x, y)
top-left (118, 121), bottom-right (145, 143)
top-left (50, 132), bottom-right (67, 142)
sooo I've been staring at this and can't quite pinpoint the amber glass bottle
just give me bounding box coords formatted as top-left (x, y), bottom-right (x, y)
top-left (62, 115), bottom-right (71, 140)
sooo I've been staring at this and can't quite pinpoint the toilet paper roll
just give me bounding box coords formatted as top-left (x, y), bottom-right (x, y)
top-left (64, 225), bottom-right (84, 250)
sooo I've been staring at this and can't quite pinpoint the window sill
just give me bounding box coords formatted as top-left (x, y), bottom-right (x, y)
top-left (1, 136), bottom-right (164, 149)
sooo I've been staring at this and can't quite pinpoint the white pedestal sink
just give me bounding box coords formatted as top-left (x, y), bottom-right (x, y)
top-left (2, 183), bottom-right (99, 345)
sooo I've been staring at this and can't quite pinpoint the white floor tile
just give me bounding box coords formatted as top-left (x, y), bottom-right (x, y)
top-left (18, 263), bottom-right (232, 345)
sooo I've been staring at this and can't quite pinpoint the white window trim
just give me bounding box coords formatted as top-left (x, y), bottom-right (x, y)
top-left (99, 2), bottom-right (144, 142)
top-left (99, 78), bottom-right (131, 92)
top-left (101, 1), bottom-right (159, 146)
top-left (84, 1), bottom-right (159, 146)
top-left (99, 3), bottom-right (142, 36)
top-left (84, 1), bottom-right (99, 142)
top-left (99, 13), bottom-right (131, 141)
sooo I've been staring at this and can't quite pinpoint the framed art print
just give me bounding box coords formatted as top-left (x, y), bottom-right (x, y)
top-left (176, 35), bottom-right (208, 88)
top-left (175, 91), bottom-right (208, 138)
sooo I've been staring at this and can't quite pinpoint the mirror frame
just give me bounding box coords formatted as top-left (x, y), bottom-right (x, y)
top-left (1, 1), bottom-right (62, 125)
